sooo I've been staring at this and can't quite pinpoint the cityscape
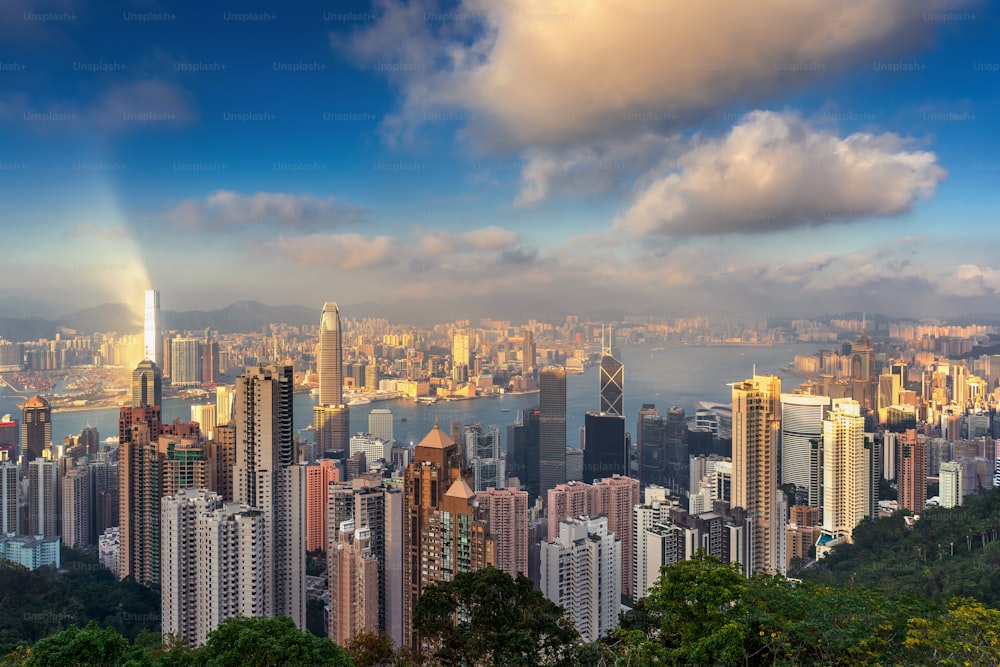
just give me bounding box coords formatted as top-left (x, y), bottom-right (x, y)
top-left (1, 1), bottom-right (999, 665)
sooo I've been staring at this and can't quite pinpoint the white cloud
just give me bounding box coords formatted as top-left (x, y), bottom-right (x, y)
top-left (416, 225), bottom-right (519, 254)
top-left (614, 111), bottom-right (946, 237)
top-left (271, 233), bottom-right (397, 269)
top-left (351, 0), bottom-right (962, 150)
top-left (161, 190), bottom-right (365, 232)
top-left (942, 264), bottom-right (1000, 297)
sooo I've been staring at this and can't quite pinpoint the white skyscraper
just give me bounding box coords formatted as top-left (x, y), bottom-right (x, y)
top-left (633, 485), bottom-right (674, 600)
top-left (319, 302), bottom-right (343, 407)
top-left (0, 454), bottom-right (17, 535)
top-left (215, 386), bottom-right (235, 427)
top-left (350, 433), bottom-right (387, 465)
top-left (541, 515), bottom-right (621, 643)
top-left (162, 488), bottom-right (267, 647)
top-left (821, 399), bottom-right (867, 543)
top-left (143, 289), bottom-right (161, 368)
top-left (780, 393), bottom-right (830, 502)
top-left (939, 461), bottom-right (964, 508)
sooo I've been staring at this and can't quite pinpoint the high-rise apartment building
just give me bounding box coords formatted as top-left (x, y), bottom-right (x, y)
top-left (61, 465), bottom-right (90, 548)
top-left (541, 515), bottom-right (621, 643)
top-left (327, 519), bottom-right (379, 646)
top-left (170, 338), bottom-right (202, 387)
top-left (28, 456), bottom-right (59, 537)
top-left (731, 374), bottom-right (781, 575)
top-left (899, 430), bottom-right (927, 513)
top-left (633, 485), bottom-right (674, 600)
top-left (143, 289), bottom-right (161, 368)
top-left (0, 454), bottom-right (17, 535)
top-left (234, 364), bottom-right (306, 628)
top-left (350, 433), bottom-right (387, 466)
top-left (939, 461), bottom-right (963, 508)
top-left (161, 488), bottom-right (267, 647)
top-left (118, 421), bottom-right (161, 585)
top-left (215, 386), bottom-right (235, 426)
top-left (547, 481), bottom-right (597, 540)
top-left (476, 487), bottom-right (529, 578)
top-left (539, 366), bottom-right (567, 494)
top-left (594, 474), bottom-right (640, 599)
top-left (21, 396), bottom-right (51, 465)
top-left (306, 459), bottom-right (339, 552)
top-left (131, 360), bottom-right (163, 410)
top-left (402, 423), bottom-right (493, 650)
top-left (780, 393), bottom-right (830, 503)
top-left (452, 331), bottom-right (470, 370)
top-left (820, 399), bottom-right (866, 544)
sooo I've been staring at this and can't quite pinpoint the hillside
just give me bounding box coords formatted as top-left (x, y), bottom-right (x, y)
top-left (801, 488), bottom-right (1000, 606)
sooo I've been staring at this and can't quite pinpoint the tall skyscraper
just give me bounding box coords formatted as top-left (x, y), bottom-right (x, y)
top-left (234, 364), bottom-right (306, 628)
top-left (215, 386), bottom-right (235, 426)
top-left (546, 481), bottom-right (597, 540)
top-left (368, 409), bottom-right (393, 444)
top-left (161, 488), bottom-right (267, 647)
top-left (599, 326), bottom-right (623, 416)
top-left (507, 406), bottom-right (541, 504)
top-left (780, 393), bottom-right (830, 503)
top-left (305, 459), bottom-right (338, 552)
top-left (541, 516), bottom-right (621, 643)
top-left (28, 456), bottom-right (59, 537)
top-left (476, 487), bottom-right (529, 578)
top-left (143, 289), bottom-right (161, 368)
top-left (61, 465), bottom-right (91, 549)
top-left (522, 327), bottom-right (536, 376)
top-left (638, 406), bottom-right (666, 489)
top-left (327, 519), bottom-right (379, 646)
top-left (170, 338), bottom-right (203, 387)
top-left (21, 396), bottom-right (51, 464)
top-left (939, 461), bottom-right (963, 508)
top-left (465, 423), bottom-right (503, 492)
top-left (850, 320), bottom-right (876, 413)
top-left (539, 366), bottom-right (567, 494)
top-left (0, 453), bottom-right (18, 535)
top-left (633, 485), bottom-right (673, 600)
top-left (452, 331), bottom-right (470, 369)
top-left (731, 374), bottom-right (781, 575)
top-left (594, 474), bottom-right (640, 599)
top-left (583, 412), bottom-right (627, 482)
top-left (118, 420), bottom-right (161, 585)
top-left (820, 399), bottom-right (866, 544)
top-left (664, 407), bottom-right (688, 492)
top-left (131, 360), bottom-right (162, 409)
top-left (318, 302), bottom-right (344, 407)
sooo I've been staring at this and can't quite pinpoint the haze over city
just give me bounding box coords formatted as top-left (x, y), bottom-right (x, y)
top-left (0, 0), bottom-right (997, 319)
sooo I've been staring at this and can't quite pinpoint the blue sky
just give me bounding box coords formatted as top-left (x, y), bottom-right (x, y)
top-left (0, 0), bottom-right (998, 320)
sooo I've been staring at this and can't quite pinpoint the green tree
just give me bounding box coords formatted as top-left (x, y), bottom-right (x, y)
top-left (903, 598), bottom-right (1000, 666)
top-left (196, 615), bottom-right (351, 667)
top-left (346, 631), bottom-right (399, 667)
top-left (412, 566), bottom-right (580, 666)
top-left (4, 621), bottom-right (129, 667)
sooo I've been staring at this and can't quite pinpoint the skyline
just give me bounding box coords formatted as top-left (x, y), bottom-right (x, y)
top-left (1, 1), bottom-right (998, 318)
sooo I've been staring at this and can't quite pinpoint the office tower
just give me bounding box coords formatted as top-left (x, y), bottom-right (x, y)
top-left (234, 364), bottom-right (305, 627)
top-left (201, 339), bottom-right (220, 385)
top-left (939, 461), bottom-right (964, 508)
top-left (162, 488), bottom-right (266, 647)
top-left (21, 396), bottom-right (51, 464)
top-left (522, 327), bottom-right (536, 375)
top-left (633, 485), bottom-right (673, 600)
top-left (28, 457), bottom-right (59, 537)
top-left (476, 487), bottom-right (529, 578)
top-left (190, 404), bottom-right (216, 440)
top-left (143, 289), bottom-right (161, 368)
top-left (170, 338), bottom-right (202, 387)
top-left (215, 386), bottom-right (235, 426)
top-left (850, 321), bottom-right (876, 412)
top-left (638, 406), bottom-right (666, 489)
top-left (507, 407), bottom-right (541, 504)
top-left (452, 331), bottom-right (470, 369)
top-left (131, 359), bottom-right (162, 409)
top-left (541, 516), bottom-right (621, 642)
top-left (538, 366), bottom-right (567, 494)
top-left (731, 374), bottom-right (781, 575)
top-left (1, 454), bottom-right (17, 534)
top-left (820, 400), bottom-right (866, 544)
top-left (465, 423), bottom-right (503, 492)
top-left (594, 474), bottom-right (639, 598)
top-left (118, 421), bottom-right (161, 584)
top-left (664, 407), bottom-right (688, 492)
top-left (61, 465), bottom-right (90, 548)
top-left (319, 302), bottom-right (344, 407)
top-left (314, 405), bottom-right (350, 455)
top-left (368, 409), bottom-right (393, 444)
top-left (877, 373), bottom-right (901, 424)
top-left (780, 394), bottom-right (830, 503)
top-left (599, 327), bottom-right (623, 416)
top-left (583, 412), bottom-right (627, 482)
top-left (79, 425), bottom-right (99, 457)
top-left (328, 519), bottom-right (379, 646)
top-left (306, 459), bottom-right (338, 552)
top-left (350, 433), bottom-right (387, 466)
top-left (402, 423), bottom-right (492, 650)
top-left (547, 481), bottom-right (597, 540)
top-left (899, 431), bottom-right (927, 513)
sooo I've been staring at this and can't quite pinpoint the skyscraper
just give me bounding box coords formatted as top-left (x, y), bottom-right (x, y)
top-left (118, 420), bottom-right (161, 585)
top-left (465, 423), bottom-right (503, 492)
top-left (305, 459), bottom-right (338, 552)
top-left (144, 289), bottom-right (161, 368)
top-left (637, 406), bottom-right (666, 489)
top-left (546, 481), bottom-right (597, 540)
top-left (939, 461), bottom-right (963, 508)
top-left (599, 326), bottom-right (623, 416)
top-left (61, 465), bottom-right (91, 549)
top-left (850, 320), bottom-right (876, 413)
top-left (327, 519), bottom-right (379, 646)
top-left (233, 364), bottom-right (306, 628)
top-left (28, 456), bottom-right (59, 537)
top-left (820, 399), bottom-right (866, 544)
top-left (539, 366), bottom-right (567, 494)
top-left (315, 406), bottom-right (350, 454)
top-left (170, 338), bottom-right (203, 387)
top-left (0, 453), bottom-right (18, 535)
top-left (215, 386), bottom-right (235, 427)
top-left (522, 327), bottom-right (536, 376)
top-left (319, 302), bottom-right (344, 407)
top-left (476, 487), bottom-right (529, 578)
top-left (190, 404), bottom-right (216, 440)
top-left (633, 485), bottom-right (674, 600)
top-left (899, 430), bottom-right (927, 513)
top-left (452, 331), bottom-right (470, 369)
top-left (731, 374), bottom-right (781, 575)
top-left (21, 396), bottom-right (51, 464)
top-left (594, 474), bottom-right (640, 599)
top-left (131, 359), bottom-right (162, 409)
top-left (583, 412), bottom-right (627, 482)
top-left (780, 393), bottom-right (830, 503)
top-left (664, 407), bottom-right (688, 492)
top-left (368, 409), bottom-right (393, 444)
top-left (507, 406), bottom-right (541, 504)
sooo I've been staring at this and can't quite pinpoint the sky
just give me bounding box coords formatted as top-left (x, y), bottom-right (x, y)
top-left (1, 0), bottom-right (998, 321)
